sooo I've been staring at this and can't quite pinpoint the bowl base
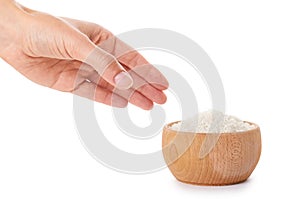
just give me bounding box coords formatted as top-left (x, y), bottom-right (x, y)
top-left (176, 178), bottom-right (248, 186)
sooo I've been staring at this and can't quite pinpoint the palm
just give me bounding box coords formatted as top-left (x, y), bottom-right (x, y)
top-left (18, 57), bottom-right (77, 89)
top-left (10, 20), bottom-right (110, 91)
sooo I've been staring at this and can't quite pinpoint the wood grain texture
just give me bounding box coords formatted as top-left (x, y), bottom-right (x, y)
top-left (162, 122), bottom-right (261, 186)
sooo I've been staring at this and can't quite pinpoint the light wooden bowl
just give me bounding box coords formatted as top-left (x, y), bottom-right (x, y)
top-left (162, 121), bottom-right (261, 186)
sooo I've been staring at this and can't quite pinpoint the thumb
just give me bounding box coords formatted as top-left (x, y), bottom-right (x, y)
top-left (72, 35), bottom-right (133, 90)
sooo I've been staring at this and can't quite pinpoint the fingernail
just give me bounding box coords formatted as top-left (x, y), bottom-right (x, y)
top-left (114, 72), bottom-right (133, 89)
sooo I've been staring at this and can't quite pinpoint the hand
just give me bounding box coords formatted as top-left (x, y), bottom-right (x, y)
top-left (0, 1), bottom-right (168, 110)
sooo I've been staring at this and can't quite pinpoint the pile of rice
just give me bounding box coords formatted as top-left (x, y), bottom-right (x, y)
top-left (170, 110), bottom-right (255, 133)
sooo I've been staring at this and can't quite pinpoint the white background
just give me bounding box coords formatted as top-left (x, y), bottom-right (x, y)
top-left (1, 0), bottom-right (299, 198)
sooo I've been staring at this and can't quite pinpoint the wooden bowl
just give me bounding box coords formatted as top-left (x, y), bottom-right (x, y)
top-left (162, 122), bottom-right (261, 186)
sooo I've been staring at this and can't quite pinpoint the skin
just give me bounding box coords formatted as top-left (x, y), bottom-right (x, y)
top-left (0, 0), bottom-right (169, 110)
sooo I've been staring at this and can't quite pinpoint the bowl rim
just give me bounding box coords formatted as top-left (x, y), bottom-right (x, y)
top-left (164, 121), bottom-right (260, 135)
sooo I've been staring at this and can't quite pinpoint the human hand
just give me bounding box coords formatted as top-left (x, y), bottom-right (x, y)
top-left (0, 1), bottom-right (168, 110)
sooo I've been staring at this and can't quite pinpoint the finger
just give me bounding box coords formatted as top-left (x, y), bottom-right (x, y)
top-left (115, 87), bottom-right (154, 110)
top-left (67, 30), bottom-right (133, 90)
top-left (119, 51), bottom-right (169, 91)
top-left (64, 18), bottom-right (168, 90)
top-left (125, 66), bottom-right (167, 104)
top-left (72, 80), bottom-right (128, 108)
top-left (83, 58), bottom-right (167, 104)
top-left (61, 19), bottom-right (167, 91)
top-left (98, 36), bottom-right (169, 90)
top-left (88, 72), bottom-right (154, 110)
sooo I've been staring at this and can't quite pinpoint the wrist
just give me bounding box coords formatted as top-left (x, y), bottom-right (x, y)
top-left (0, 0), bottom-right (13, 4)
top-left (0, 1), bottom-right (27, 56)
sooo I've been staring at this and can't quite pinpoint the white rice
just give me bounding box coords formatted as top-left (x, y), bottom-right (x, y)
top-left (170, 110), bottom-right (256, 133)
